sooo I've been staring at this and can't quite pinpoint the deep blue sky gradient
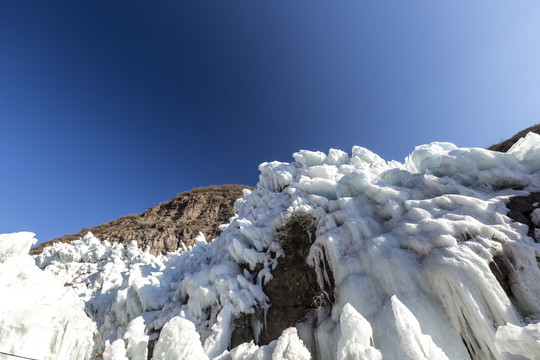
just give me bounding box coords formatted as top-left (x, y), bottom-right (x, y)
top-left (2, 1), bottom-right (540, 243)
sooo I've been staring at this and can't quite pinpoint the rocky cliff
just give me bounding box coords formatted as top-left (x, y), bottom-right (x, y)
top-left (30, 184), bottom-right (253, 256)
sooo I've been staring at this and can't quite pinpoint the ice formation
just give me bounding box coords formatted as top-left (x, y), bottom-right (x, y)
top-left (3, 132), bottom-right (540, 359)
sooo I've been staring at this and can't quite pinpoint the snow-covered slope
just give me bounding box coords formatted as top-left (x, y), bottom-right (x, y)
top-left (3, 133), bottom-right (540, 359)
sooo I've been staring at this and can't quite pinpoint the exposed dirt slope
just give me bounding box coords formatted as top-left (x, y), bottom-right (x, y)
top-left (30, 184), bottom-right (253, 256)
top-left (488, 124), bottom-right (540, 152)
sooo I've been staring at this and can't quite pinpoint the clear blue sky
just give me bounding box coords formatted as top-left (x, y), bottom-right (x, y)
top-left (1, 1), bottom-right (540, 243)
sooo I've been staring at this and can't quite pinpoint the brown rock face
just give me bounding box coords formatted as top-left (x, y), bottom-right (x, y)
top-left (30, 184), bottom-right (254, 256)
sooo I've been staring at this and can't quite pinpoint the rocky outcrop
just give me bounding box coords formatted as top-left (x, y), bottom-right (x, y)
top-left (506, 192), bottom-right (540, 239)
top-left (231, 213), bottom-right (334, 349)
top-left (30, 184), bottom-right (253, 256)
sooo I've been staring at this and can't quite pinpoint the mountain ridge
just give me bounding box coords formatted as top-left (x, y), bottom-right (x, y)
top-left (30, 184), bottom-right (254, 256)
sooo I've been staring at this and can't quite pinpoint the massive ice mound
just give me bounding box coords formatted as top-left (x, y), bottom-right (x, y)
top-left (3, 132), bottom-right (540, 359)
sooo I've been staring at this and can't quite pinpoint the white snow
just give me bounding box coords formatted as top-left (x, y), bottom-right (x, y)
top-left (0, 232), bottom-right (96, 360)
top-left (390, 296), bottom-right (448, 360)
top-left (271, 328), bottom-right (311, 360)
top-left (152, 316), bottom-right (209, 360)
top-left (336, 303), bottom-right (382, 360)
top-left (215, 327), bottom-right (310, 360)
top-left (103, 339), bottom-right (128, 360)
top-left (495, 322), bottom-right (540, 359)
top-left (3, 132), bottom-right (540, 359)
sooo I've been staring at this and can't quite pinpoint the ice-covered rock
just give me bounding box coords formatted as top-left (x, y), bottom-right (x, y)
top-left (5, 132), bottom-right (540, 359)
